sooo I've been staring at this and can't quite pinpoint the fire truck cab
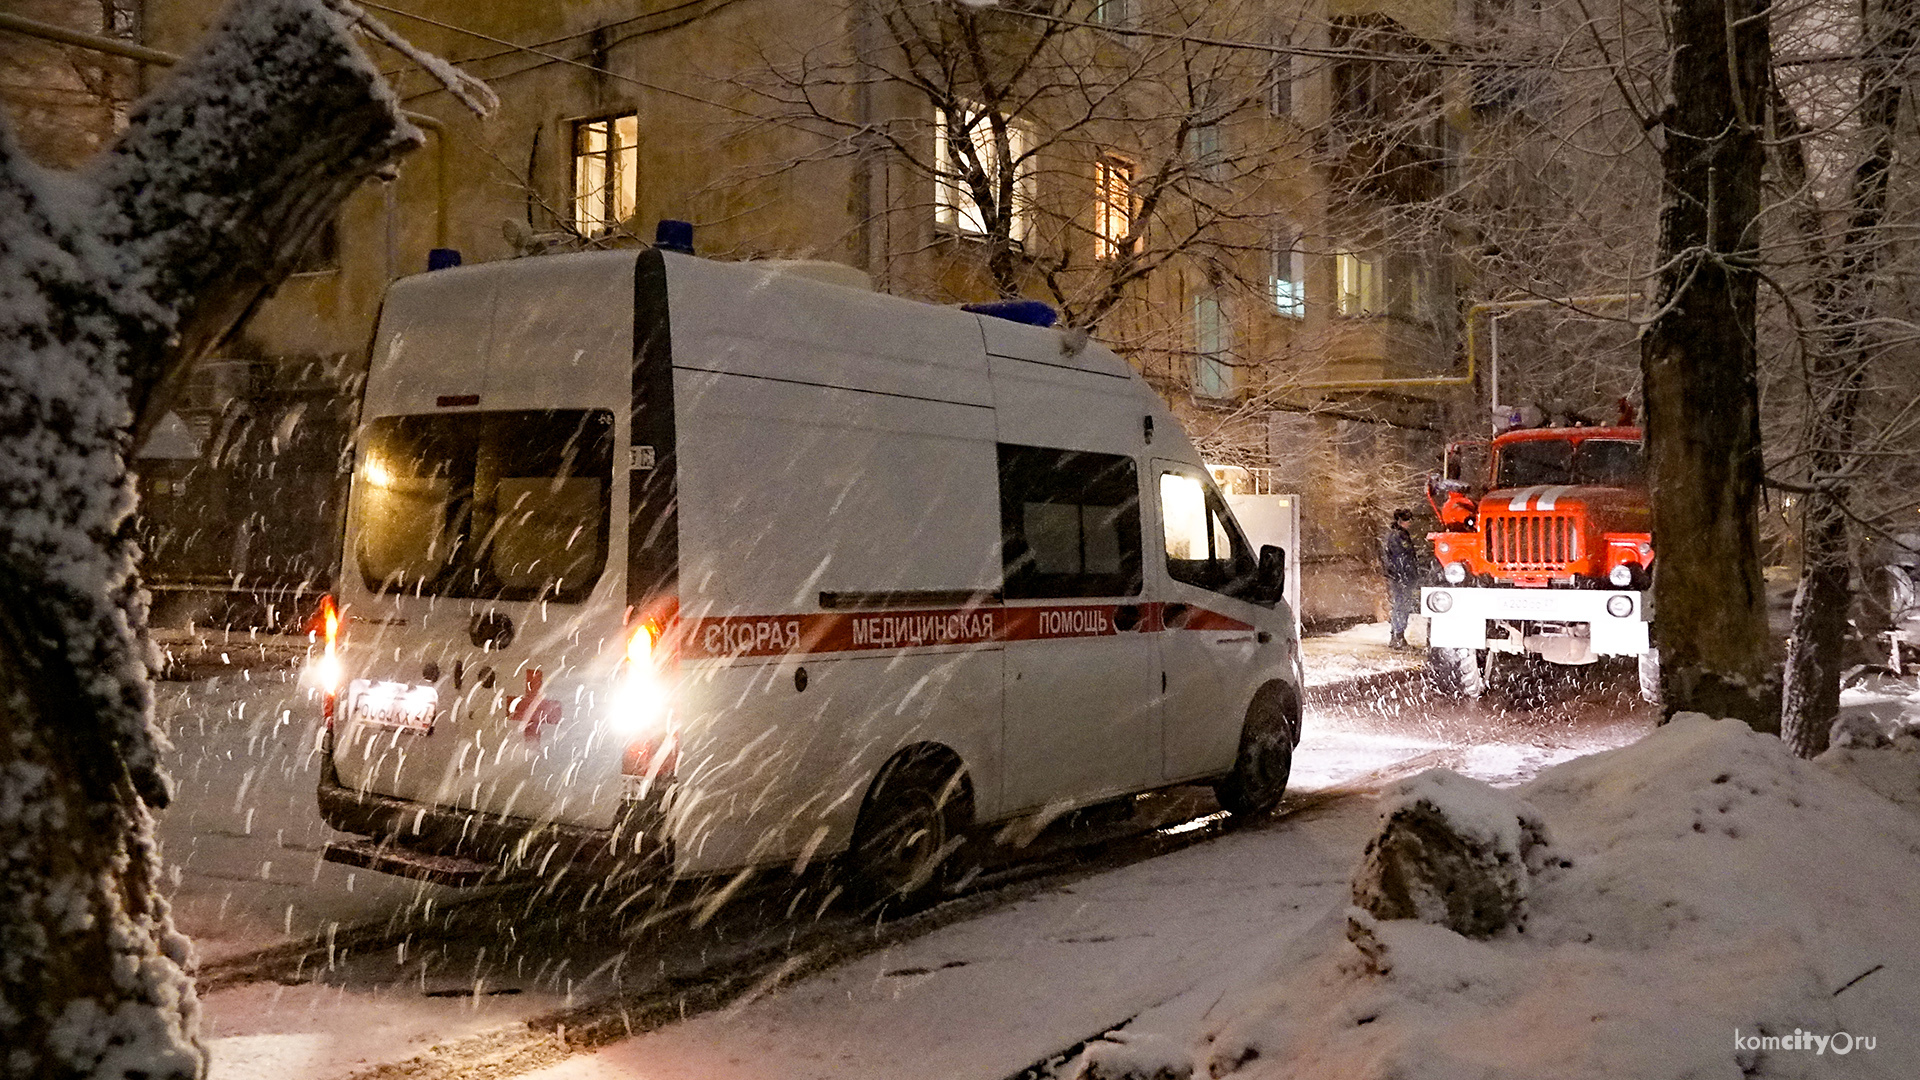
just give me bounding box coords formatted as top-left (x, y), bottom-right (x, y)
top-left (1420, 425), bottom-right (1656, 699)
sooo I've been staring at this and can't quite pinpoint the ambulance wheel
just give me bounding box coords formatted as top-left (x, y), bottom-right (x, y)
top-left (1426, 647), bottom-right (1485, 699)
top-left (847, 750), bottom-right (970, 910)
top-left (1637, 649), bottom-right (1661, 705)
top-left (1213, 686), bottom-right (1295, 818)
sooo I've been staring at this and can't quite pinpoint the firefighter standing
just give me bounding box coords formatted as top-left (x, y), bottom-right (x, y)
top-left (1383, 508), bottom-right (1420, 649)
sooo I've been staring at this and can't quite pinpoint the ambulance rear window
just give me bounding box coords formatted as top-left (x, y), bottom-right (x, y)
top-left (352, 410), bottom-right (614, 602)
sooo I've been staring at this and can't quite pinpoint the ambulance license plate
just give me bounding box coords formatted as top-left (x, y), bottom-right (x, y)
top-left (354, 683), bottom-right (437, 733)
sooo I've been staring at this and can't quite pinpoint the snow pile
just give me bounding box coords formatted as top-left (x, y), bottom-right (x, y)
top-left (1350, 769), bottom-right (1552, 939)
top-left (1818, 675), bottom-right (1920, 815)
top-left (1074, 714), bottom-right (1920, 1079)
top-left (1827, 674), bottom-right (1920, 749)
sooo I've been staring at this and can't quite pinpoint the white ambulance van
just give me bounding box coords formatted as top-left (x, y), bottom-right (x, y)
top-left (316, 247), bottom-right (1303, 900)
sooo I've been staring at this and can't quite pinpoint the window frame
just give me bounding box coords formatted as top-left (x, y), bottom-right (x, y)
top-left (998, 443), bottom-right (1145, 600)
top-left (1192, 293), bottom-right (1234, 400)
top-left (1158, 467), bottom-right (1261, 600)
top-left (571, 113), bottom-right (639, 238)
top-left (1269, 40), bottom-right (1295, 118)
top-left (1270, 225), bottom-right (1306, 318)
top-left (352, 409), bottom-right (615, 604)
top-left (934, 103), bottom-right (1036, 243)
top-left (1093, 154), bottom-right (1138, 259)
top-left (1335, 249), bottom-right (1381, 316)
top-left (291, 216), bottom-right (340, 275)
top-left (1190, 122), bottom-right (1227, 184)
top-left (1089, 0), bottom-right (1136, 30)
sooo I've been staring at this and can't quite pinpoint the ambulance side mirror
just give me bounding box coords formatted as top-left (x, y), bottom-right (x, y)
top-left (1257, 545), bottom-right (1286, 606)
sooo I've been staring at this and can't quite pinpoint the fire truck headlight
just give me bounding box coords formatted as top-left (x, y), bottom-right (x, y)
top-left (1607, 594), bottom-right (1635, 617)
top-left (1443, 561), bottom-right (1468, 585)
top-left (1609, 562), bottom-right (1637, 588)
top-left (1427, 590), bottom-right (1453, 614)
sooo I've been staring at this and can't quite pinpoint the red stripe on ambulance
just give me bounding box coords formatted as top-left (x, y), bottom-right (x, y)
top-left (680, 602), bottom-right (1253, 661)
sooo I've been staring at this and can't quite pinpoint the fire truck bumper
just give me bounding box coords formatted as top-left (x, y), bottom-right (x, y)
top-left (1420, 587), bottom-right (1651, 658)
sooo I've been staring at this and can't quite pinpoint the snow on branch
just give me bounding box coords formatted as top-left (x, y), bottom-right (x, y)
top-left (0, 0), bottom-right (467, 1073)
top-left (322, 0), bottom-right (499, 116)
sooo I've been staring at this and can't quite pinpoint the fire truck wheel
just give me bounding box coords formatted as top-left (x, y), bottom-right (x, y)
top-left (1214, 687), bottom-right (1295, 817)
top-left (846, 750), bottom-right (971, 910)
top-left (1638, 649), bottom-right (1661, 705)
top-left (1426, 647), bottom-right (1486, 699)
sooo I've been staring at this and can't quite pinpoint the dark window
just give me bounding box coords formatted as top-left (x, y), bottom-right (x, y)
top-left (1160, 470), bottom-right (1260, 599)
top-left (293, 217), bottom-right (338, 274)
top-left (1000, 444), bottom-right (1143, 599)
top-left (1573, 439), bottom-right (1644, 486)
top-left (1494, 438), bottom-right (1644, 488)
top-left (1269, 44), bottom-right (1294, 117)
top-left (352, 410), bottom-right (614, 603)
top-left (1494, 439), bottom-right (1573, 487)
top-left (1089, 0), bottom-right (1134, 29)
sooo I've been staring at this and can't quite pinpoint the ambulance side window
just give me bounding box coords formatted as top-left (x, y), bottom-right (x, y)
top-left (999, 444), bottom-right (1144, 599)
top-left (1160, 471), bottom-right (1259, 599)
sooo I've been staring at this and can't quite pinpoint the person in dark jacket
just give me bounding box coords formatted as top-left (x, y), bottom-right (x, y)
top-left (1383, 508), bottom-right (1420, 649)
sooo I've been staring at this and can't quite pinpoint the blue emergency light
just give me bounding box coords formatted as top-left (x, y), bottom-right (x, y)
top-left (962, 299), bottom-right (1058, 328)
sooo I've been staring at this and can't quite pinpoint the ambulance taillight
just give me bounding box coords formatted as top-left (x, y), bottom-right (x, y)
top-left (314, 594), bottom-right (343, 724)
top-left (616, 601), bottom-right (678, 790)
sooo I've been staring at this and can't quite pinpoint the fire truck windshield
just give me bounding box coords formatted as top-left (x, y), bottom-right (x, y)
top-left (1495, 438), bottom-right (1644, 488)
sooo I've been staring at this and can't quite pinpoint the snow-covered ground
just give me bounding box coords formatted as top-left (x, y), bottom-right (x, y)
top-left (154, 662), bottom-right (456, 964)
top-left (517, 801), bottom-right (1378, 1080)
top-left (152, 626), bottom-right (1670, 1079)
top-left (1297, 617), bottom-right (1429, 686)
top-left (149, 621), bottom-right (1549, 965)
top-left (1069, 708), bottom-right (1920, 1080)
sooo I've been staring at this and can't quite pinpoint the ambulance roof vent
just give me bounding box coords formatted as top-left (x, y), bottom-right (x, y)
top-left (963, 299), bottom-right (1058, 328)
top-left (754, 259), bottom-right (873, 291)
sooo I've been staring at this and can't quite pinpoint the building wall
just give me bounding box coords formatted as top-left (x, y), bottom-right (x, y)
top-left (2, 0), bottom-right (142, 168)
top-left (117, 0), bottom-right (1469, 626)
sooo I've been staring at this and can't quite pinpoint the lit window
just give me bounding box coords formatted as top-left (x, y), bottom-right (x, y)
top-left (1161, 473), bottom-right (1209, 561)
top-left (934, 104), bottom-right (1034, 242)
top-left (1094, 156), bottom-right (1136, 259)
top-left (1271, 226), bottom-right (1305, 318)
top-left (1193, 294), bottom-right (1232, 399)
top-left (573, 115), bottom-right (638, 237)
top-left (1336, 250), bottom-right (1381, 316)
top-left (1161, 471), bottom-right (1260, 598)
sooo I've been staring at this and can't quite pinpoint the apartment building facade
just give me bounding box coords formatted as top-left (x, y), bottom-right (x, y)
top-left (8, 0), bottom-right (1473, 626)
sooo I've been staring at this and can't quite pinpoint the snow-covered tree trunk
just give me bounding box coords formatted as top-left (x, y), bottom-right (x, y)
top-left (1640, 0), bottom-right (1776, 730)
top-left (1778, 0), bottom-right (1914, 758)
top-left (0, 1), bottom-right (425, 1074)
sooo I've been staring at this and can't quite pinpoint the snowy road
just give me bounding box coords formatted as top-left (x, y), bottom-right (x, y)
top-left (520, 797), bottom-right (1375, 1080)
top-left (150, 630), bottom-right (1655, 1078)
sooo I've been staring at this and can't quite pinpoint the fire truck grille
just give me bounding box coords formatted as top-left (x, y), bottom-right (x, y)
top-left (1485, 515), bottom-right (1578, 570)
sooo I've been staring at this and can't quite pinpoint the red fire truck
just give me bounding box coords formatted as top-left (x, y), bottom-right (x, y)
top-left (1420, 424), bottom-right (1657, 700)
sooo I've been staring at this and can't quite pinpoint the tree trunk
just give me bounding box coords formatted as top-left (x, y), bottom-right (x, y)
top-left (1640, 0), bottom-right (1776, 729)
top-left (0, 1), bottom-right (423, 1075)
top-left (1778, 0), bottom-right (1914, 757)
